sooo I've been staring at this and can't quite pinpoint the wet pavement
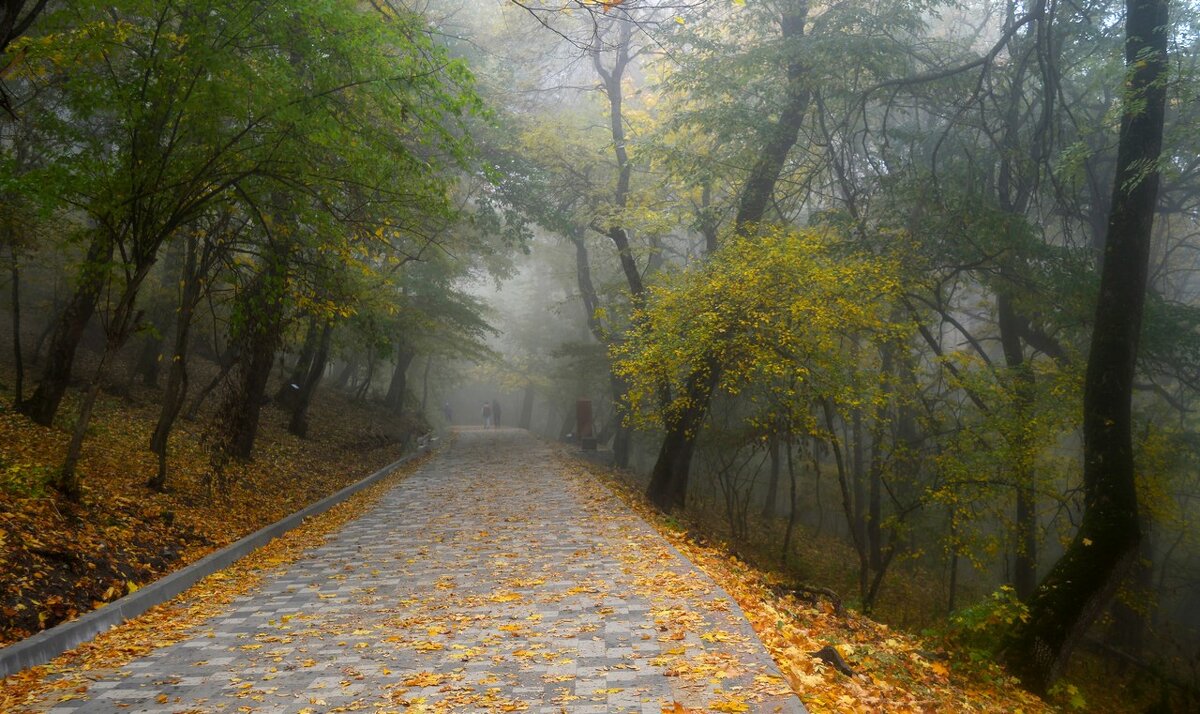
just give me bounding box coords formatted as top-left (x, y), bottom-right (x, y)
top-left (36, 429), bottom-right (803, 713)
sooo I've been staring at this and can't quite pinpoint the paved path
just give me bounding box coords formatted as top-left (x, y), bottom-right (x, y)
top-left (39, 429), bottom-right (802, 713)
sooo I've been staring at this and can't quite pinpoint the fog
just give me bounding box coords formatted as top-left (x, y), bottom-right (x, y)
top-left (1, 0), bottom-right (1197, 708)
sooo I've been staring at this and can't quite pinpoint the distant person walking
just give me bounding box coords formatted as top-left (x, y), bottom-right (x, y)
top-left (491, 399), bottom-right (502, 427)
top-left (442, 401), bottom-right (453, 423)
top-left (481, 401), bottom-right (492, 429)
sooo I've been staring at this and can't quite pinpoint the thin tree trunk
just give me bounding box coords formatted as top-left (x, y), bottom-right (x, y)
top-left (591, 19), bottom-right (645, 302)
top-left (333, 356), bottom-right (357, 390)
top-left (385, 340), bottom-right (415, 414)
top-left (948, 509), bottom-right (960, 614)
top-left (288, 320), bottom-right (333, 437)
top-left (781, 435), bottom-right (798, 564)
top-left (699, 180), bottom-right (718, 255)
top-left (867, 422), bottom-right (885, 572)
top-left (132, 330), bottom-right (165, 389)
top-left (20, 232), bottom-right (112, 426)
top-left (420, 354), bottom-right (431, 417)
top-left (851, 408), bottom-right (868, 554)
top-left (10, 244), bottom-right (23, 405)
top-left (56, 276), bottom-right (147, 499)
top-left (148, 234), bottom-right (202, 491)
top-left (999, 292), bottom-right (1038, 601)
top-left (569, 229), bottom-right (635, 468)
top-left (822, 399), bottom-right (871, 610)
top-left (184, 345), bottom-right (236, 421)
top-left (610, 372), bottom-right (632, 468)
top-left (275, 313), bottom-right (319, 407)
top-left (762, 432), bottom-right (781, 519)
top-left (31, 302), bottom-right (57, 365)
top-left (1007, 0), bottom-right (1168, 693)
top-left (356, 350), bottom-right (375, 400)
top-left (519, 383), bottom-right (534, 430)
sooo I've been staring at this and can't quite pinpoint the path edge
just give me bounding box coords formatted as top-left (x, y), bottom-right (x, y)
top-left (551, 438), bottom-right (809, 714)
top-left (0, 447), bottom-right (430, 679)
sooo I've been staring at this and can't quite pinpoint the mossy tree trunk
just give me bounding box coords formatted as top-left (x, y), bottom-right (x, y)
top-left (1006, 0), bottom-right (1169, 694)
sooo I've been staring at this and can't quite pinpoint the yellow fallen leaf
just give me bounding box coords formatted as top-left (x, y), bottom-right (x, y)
top-left (710, 696), bottom-right (750, 712)
top-left (403, 672), bottom-right (445, 687)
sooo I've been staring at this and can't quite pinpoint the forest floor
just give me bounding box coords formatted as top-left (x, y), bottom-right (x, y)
top-left (0, 359), bottom-right (418, 648)
top-left (579, 456), bottom-right (1164, 713)
top-left (571, 458), bottom-right (1060, 713)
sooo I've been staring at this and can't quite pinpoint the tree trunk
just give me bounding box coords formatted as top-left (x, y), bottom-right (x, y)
top-left (998, 291), bottom-right (1038, 601)
top-left (420, 354), bottom-right (431, 417)
top-left (184, 345), bottom-right (237, 421)
top-left (947, 509), bottom-right (960, 614)
top-left (132, 330), bottom-right (165, 389)
top-left (609, 372), bottom-right (633, 468)
top-left (355, 350), bottom-right (375, 400)
top-left (699, 180), bottom-right (719, 255)
top-left (519, 383), bottom-right (534, 430)
top-left (288, 320), bottom-right (333, 437)
top-left (569, 229), bottom-right (635, 468)
top-left (221, 321), bottom-right (276, 461)
top-left (149, 233), bottom-right (202, 491)
top-left (333, 356), bottom-right (357, 390)
top-left (275, 313), bottom-right (319, 408)
top-left (10, 244), bottom-right (23, 405)
top-left (20, 232), bottom-right (113, 426)
top-left (867, 419), bottom-right (886, 572)
top-left (1006, 0), bottom-right (1168, 693)
top-left (592, 20), bottom-right (645, 302)
top-left (851, 408), bottom-right (868, 554)
top-left (385, 340), bottom-right (415, 414)
top-left (647, 359), bottom-right (720, 510)
top-left (216, 254), bottom-right (288, 462)
top-left (646, 2), bottom-right (811, 510)
top-left (56, 260), bottom-right (152, 499)
top-left (762, 433), bottom-right (781, 519)
top-left (822, 399), bottom-right (871, 609)
top-left (1109, 512), bottom-right (1154, 660)
top-left (781, 435), bottom-right (799, 563)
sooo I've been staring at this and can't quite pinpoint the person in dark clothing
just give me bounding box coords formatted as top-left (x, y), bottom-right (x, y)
top-left (491, 399), bottom-right (502, 427)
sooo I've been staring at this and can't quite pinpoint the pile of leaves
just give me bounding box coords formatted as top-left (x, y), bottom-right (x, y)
top-left (0, 379), bottom-right (414, 647)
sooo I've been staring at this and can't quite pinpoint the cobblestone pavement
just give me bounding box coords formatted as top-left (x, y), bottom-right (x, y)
top-left (39, 429), bottom-right (804, 713)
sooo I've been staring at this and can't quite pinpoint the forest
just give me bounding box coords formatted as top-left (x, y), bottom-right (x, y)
top-left (0, 0), bottom-right (1196, 711)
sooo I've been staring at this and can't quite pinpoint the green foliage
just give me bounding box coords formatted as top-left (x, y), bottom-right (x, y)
top-left (943, 586), bottom-right (1029, 662)
top-left (1047, 681), bottom-right (1088, 710)
top-left (8, 0), bottom-right (486, 315)
top-left (0, 461), bottom-right (54, 499)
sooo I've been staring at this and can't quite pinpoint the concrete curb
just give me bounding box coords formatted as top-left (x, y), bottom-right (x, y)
top-left (0, 447), bottom-right (429, 679)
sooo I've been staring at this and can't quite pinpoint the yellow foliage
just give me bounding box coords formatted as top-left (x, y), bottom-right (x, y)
top-left (612, 226), bottom-right (910, 431)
